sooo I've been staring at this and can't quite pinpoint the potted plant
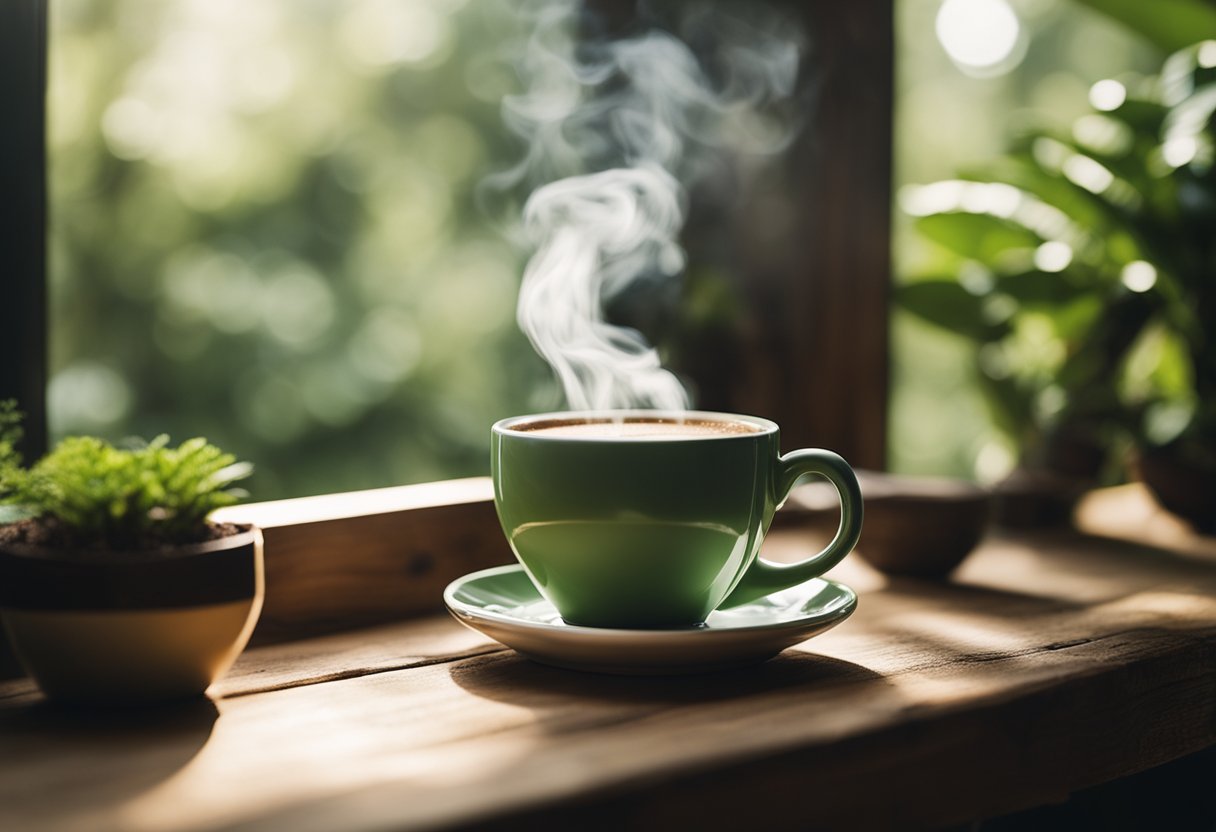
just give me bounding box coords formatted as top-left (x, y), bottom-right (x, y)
top-left (897, 41), bottom-right (1216, 530)
top-left (0, 402), bottom-right (263, 703)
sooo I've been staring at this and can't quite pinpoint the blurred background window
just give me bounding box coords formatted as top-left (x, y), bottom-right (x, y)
top-left (891, 0), bottom-right (1163, 482)
top-left (46, 0), bottom-right (1181, 499)
top-left (49, 0), bottom-right (552, 498)
top-left (48, 0), bottom-right (856, 500)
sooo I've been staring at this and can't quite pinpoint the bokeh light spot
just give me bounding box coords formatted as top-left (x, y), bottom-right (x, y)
top-left (935, 0), bottom-right (1022, 73)
top-left (263, 263), bottom-right (336, 348)
top-left (347, 309), bottom-right (424, 384)
top-left (48, 363), bottom-right (133, 434)
top-left (1088, 79), bottom-right (1126, 112)
top-left (1199, 41), bottom-right (1216, 70)
top-left (1033, 241), bottom-right (1073, 273)
top-left (1162, 136), bottom-right (1198, 168)
top-left (1121, 260), bottom-right (1157, 293)
top-left (236, 372), bottom-right (309, 443)
top-left (340, 0), bottom-right (449, 69)
top-left (1062, 154), bottom-right (1114, 194)
top-left (102, 97), bottom-right (161, 161)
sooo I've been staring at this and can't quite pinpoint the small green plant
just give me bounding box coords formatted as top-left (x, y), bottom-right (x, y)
top-left (0, 401), bottom-right (252, 549)
top-left (0, 399), bottom-right (23, 474)
top-left (0, 401), bottom-right (25, 518)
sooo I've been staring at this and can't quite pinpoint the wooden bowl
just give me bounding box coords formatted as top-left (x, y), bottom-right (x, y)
top-left (1137, 444), bottom-right (1216, 535)
top-left (786, 471), bottom-right (991, 578)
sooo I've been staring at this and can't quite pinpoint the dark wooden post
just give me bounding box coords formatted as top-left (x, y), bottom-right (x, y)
top-left (703, 0), bottom-right (893, 469)
top-left (0, 0), bottom-right (48, 459)
top-left (638, 0), bottom-right (895, 470)
top-left (776, 0), bottom-right (892, 469)
top-left (555, 1), bottom-right (895, 469)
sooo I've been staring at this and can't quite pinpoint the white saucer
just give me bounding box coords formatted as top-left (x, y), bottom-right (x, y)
top-left (443, 564), bottom-right (858, 675)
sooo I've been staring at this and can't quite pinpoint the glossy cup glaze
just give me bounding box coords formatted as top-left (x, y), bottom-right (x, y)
top-left (492, 410), bottom-right (862, 629)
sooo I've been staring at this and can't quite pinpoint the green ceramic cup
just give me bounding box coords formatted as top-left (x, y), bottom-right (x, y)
top-left (492, 410), bottom-right (863, 629)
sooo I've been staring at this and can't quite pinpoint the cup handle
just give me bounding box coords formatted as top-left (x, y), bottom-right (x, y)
top-left (718, 449), bottom-right (863, 608)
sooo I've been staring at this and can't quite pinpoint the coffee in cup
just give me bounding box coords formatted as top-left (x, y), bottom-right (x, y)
top-left (511, 415), bottom-right (760, 439)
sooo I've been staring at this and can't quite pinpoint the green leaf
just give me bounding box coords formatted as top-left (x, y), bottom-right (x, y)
top-left (1057, 291), bottom-right (1160, 392)
top-left (1049, 295), bottom-right (1105, 340)
top-left (1074, 0), bottom-right (1216, 53)
top-left (997, 270), bottom-right (1089, 305)
top-left (1002, 144), bottom-right (1193, 274)
top-left (895, 279), bottom-right (1012, 341)
top-left (206, 461), bottom-right (255, 490)
top-left (1107, 98), bottom-right (1170, 137)
top-left (958, 158), bottom-right (1107, 240)
top-left (976, 372), bottom-right (1035, 440)
top-left (0, 400), bottom-right (23, 449)
top-left (914, 212), bottom-right (1043, 262)
top-left (1023, 127), bottom-right (1165, 199)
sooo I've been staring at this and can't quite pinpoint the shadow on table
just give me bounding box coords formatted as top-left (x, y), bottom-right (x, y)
top-left (865, 527), bottom-right (1216, 614)
top-left (450, 648), bottom-right (897, 716)
top-left (0, 697), bottom-right (218, 823)
top-left (1040, 530), bottom-right (1216, 579)
top-left (872, 575), bottom-right (1096, 620)
top-left (973, 744), bottom-right (1216, 832)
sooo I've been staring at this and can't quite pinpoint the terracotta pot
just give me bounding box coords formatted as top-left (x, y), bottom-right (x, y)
top-left (0, 526), bottom-right (264, 704)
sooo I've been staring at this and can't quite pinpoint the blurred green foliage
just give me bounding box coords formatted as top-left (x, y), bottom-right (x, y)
top-left (1075, 0), bottom-right (1216, 53)
top-left (891, 0), bottom-right (1178, 481)
top-left (49, 0), bottom-right (555, 499)
top-left (51, 0), bottom-right (1209, 494)
top-left (899, 32), bottom-right (1216, 480)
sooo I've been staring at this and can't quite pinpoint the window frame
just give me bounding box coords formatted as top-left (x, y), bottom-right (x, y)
top-left (1, 0), bottom-right (49, 461)
top-left (0, 0), bottom-right (892, 646)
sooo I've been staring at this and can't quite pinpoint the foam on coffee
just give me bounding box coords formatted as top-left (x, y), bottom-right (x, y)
top-left (512, 417), bottom-right (761, 439)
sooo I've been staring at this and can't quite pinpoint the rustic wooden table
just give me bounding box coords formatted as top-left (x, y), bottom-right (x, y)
top-left (2, 486), bottom-right (1214, 831)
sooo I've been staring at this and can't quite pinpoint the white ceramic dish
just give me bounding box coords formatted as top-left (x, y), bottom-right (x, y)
top-left (444, 564), bottom-right (857, 675)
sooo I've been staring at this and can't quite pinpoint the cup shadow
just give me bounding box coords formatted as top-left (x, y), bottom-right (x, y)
top-left (450, 647), bottom-right (895, 718)
top-left (0, 696), bottom-right (219, 826)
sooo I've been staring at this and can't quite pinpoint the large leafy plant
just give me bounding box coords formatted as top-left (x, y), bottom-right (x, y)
top-left (898, 41), bottom-right (1216, 478)
top-left (0, 402), bottom-right (252, 549)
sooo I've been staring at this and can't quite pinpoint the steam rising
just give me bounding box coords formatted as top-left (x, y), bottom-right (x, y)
top-left (495, 1), bottom-right (805, 410)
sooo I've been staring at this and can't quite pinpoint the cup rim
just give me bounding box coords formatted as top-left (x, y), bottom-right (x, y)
top-left (492, 409), bottom-right (779, 440)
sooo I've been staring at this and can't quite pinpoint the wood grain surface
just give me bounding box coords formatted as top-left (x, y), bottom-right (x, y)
top-left (1, 486), bottom-right (1214, 831)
